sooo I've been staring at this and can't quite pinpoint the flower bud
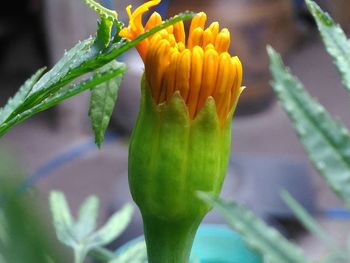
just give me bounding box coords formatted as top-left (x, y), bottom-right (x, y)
top-left (120, 1), bottom-right (243, 262)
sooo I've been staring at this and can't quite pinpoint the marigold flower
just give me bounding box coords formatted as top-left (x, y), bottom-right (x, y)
top-left (120, 1), bottom-right (243, 126)
top-left (122, 2), bottom-right (244, 262)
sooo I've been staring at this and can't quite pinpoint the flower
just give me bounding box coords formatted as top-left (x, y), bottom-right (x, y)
top-left (120, 1), bottom-right (243, 125)
top-left (122, 2), bottom-right (244, 262)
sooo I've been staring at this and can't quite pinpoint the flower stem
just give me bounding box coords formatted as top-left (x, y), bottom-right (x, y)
top-left (142, 215), bottom-right (202, 263)
top-left (88, 247), bottom-right (116, 262)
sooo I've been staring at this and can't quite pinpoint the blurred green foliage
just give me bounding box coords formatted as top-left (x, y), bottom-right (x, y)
top-left (0, 154), bottom-right (64, 263)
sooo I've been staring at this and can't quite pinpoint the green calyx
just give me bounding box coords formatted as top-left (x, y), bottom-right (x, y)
top-left (128, 75), bottom-right (233, 263)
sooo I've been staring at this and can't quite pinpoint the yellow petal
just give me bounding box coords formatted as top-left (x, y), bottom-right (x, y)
top-left (197, 48), bottom-right (219, 111)
top-left (188, 46), bottom-right (204, 118)
top-left (173, 21), bottom-right (186, 44)
top-left (175, 49), bottom-right (192, 102)
top-left (188, 27), bottom-right (203, 50)
top-left (164, 50), bottom-right (180, 101)
top-left (215, 28), bottom-right (230, 53)
top-left (145, 12), bottom-right (162, 31)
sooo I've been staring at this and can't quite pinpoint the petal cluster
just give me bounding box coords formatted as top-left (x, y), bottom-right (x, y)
top-left (120, 1), bottom-right (243, 124)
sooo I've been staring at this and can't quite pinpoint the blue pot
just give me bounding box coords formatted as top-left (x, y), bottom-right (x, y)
top-left (116, 224), bottom-right (261, 263)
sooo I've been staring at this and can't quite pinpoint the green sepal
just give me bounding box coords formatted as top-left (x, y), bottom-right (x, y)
top-left (128, 75), bottom-right (233, 263)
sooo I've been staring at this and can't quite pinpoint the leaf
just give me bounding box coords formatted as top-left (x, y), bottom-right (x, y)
top-left (49, 191), bottom-right (134, 263)
top-left (93, 17), bottom-right (114, 50)
top-left (0, 12), bottom-right (195, 138)
top-left (82, 0), bottom-right (118, 21)
top-left (0, 62), bottom-right (126, 137)
top-left (305, 0), bottom-right (350, 93)
top-left (49, 191), bottom-right (75, 247)
top-left (281, 191), bottom-right (337, 248)
top-left (269, 46), bottom-right (350, 209)
top-left (88, 247), bottom-right (116, 262)
top-left (0, 211), bottom-right (7, 245)
top-left (109, 241), bottom-right (147, 263)
top-left (87, 204), bottom-right (133, 247)
top-left (75, 195), bottom-right (99, 239)
top-left (30, 39), bottom-right (94, 96)
top-left (9, 37), bottom-right (96, 118)
top-left (0, 180), bottom-right (62, 263)
top-left (199, 192), bottom-right (309, 263)
top-left (89, 61), bottom-right (126, 147)
top-left (0, 67), bottom-right (45, 124)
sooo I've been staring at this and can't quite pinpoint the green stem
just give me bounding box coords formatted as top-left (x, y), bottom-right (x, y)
top-left (142, 215), bottom-right (202, 263)
top-left (74, 248), bottom-right (85, 263)
top-left (88, 247), bottom-right (116, 262)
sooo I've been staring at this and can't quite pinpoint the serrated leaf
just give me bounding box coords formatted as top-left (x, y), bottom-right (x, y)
top-left (0, 12), bottom-right (194, 139)
top-left (49, 191), bottom-right (75, 247)
top-left (0, 67), bottom-right (45, 124)
top-left (75, 195), bottom-right (99, 239)
top-left (82, 0), bottom-right (118, 21)
top-left (30, 38), bottom-right (94, 96)
top-left (87, 204), bottom-right (133, 247)
top-left (89, 61), bottom-right (126, 147)
top-left (199, 192), bottom-right (308, 263)
top-left (305, 0), bottom-right (350, 92)
top-left (94, 17), bottom-right (113, 50)
top-left (281, 191), bottom-right (337, 248)
top-left (0, 63), bottom-right (126, 137)
top-left (269, 46), bottom-right (350, 209)
top-left (109, 241), bottom-right (147, 263)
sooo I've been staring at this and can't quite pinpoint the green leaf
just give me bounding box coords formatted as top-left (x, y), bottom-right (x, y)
top-left (87, 204), bottom-right (133, 247)
top-left (0, 178), bottom-right (62, 263)
top-left (82, 0), bottom-right (118, 21)
top-left (269, 46), bottom-right (350, 209)
top-left (0, 211), bottom-right (7, 246)
top-left (89, 61), bottom-right (126, 147)
top-left (9, 37), bottom-right (96, 118)
top-left (49, 191), bottom-right (75, 247)
top-left (94, 17), bottom-right (114, 50)
top-left (75, 195), bottom-right (99, 239)
top-left (305, 0), bottom-right (350, 92)
top-left (0, 67), bottom-right (45, 124)
top-left (109, 241), bottom-right (147, 263)
top-left (0, 62), bottom-right (125, 137)
top-left (199, 193), bottom-right (308, 263)
top-left (281, 191), bottom-right (337, 248)
top-left (88, 247), bottom-right (116, 262)
top-left (0, 12), bottom-right (194, 138)
top-left (49, 191), bottom-right (134, 263)
top-left (319, 252), bottom-right (349, 263)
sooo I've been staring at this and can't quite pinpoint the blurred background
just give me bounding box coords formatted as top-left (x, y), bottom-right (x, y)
top-left (0, 0), bottom-right (350, 260)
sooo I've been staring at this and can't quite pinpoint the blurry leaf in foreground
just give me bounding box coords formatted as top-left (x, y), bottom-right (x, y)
top-left (269, 46), bottom-right (350, 209)
top-left (281, 191), bottom-right (337, 249)
top-left (50, 191), bottom-right (133, 263)
top-left (0, 155), bottom-right (62, 263)
top-left (199, 192), bottom-right (309, 263)
top-left (305, 0), bottom-right (350, 93)
top-left (109, 240), bottom-right (147, 263)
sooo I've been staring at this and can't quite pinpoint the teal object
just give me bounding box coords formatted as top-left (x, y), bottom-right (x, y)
top-left (116, 224), bottom-right (261, 263)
